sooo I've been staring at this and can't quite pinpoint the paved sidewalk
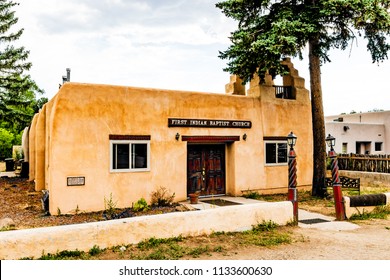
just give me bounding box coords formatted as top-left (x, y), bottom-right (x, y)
top-left (298, 209), bottom-right (360, 231)
top-left (183, 197), bottom-right (360, 231)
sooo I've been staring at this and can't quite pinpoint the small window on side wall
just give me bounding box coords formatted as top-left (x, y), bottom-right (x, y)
top-left (265, 141), bottom-right (288, 165)
top-left (375, 142), bottom-right (383, 152)
top-left (111, 140), bottom-right (150, 172)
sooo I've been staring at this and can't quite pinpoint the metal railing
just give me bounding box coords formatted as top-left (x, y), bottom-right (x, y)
top-left (274, 86), bottom-right (294, 99)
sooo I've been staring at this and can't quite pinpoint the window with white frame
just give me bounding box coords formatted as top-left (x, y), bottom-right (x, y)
top-left (109, 135), bottom-right (150, 172)
top-left (265, 141), bottom-right (288, 165)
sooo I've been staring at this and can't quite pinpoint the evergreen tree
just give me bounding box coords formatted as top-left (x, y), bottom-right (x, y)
top-left (0, 0), bottom-right (44, 133)
top-left (216, 0), bottom-right (390, 197)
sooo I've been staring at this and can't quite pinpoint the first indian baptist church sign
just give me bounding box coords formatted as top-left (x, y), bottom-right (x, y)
top-left (168, 118), bottom-right (252, 129)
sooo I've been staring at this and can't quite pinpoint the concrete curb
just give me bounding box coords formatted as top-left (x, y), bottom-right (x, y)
top-left (0, 201), bottom-right (293, 259)
top-left (344, 192), bottom-right (390, 218)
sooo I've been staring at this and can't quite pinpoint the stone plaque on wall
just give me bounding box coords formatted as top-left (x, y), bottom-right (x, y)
top-left (67, 176), bottom-right (85, 186)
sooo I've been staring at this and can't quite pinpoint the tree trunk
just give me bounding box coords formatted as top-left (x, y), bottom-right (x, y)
top-left (309, 37), bottom-right (327, 198)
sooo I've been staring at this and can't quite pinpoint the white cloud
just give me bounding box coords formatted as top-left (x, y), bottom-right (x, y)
top-left (13, 0), bottom-right (390, 116)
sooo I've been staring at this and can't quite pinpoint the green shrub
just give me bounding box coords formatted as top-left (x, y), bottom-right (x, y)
top-left (252, 220), bottom-right (278, 232)
top-left (104, 193), bottom-right (118, 216)
top-left (89, 245), bottom-right (104, 256)
top-left (242, 190), bottom-right (261, 200)
top-left (133, 198), bottom-right (149, 212)
top-left (151, 186), bottom-right (175, 207)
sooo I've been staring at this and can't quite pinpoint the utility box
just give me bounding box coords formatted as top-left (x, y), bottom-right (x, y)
top-left (4, 158), bottom-right (14, 171)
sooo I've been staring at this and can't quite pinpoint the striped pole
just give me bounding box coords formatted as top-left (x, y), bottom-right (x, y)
top-left (329, 149), bottom-right (345, 220)
top-left (288, 148), bottom-right (298, 224)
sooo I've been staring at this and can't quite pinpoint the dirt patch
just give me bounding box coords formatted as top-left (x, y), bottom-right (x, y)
top-left (0, 177), bottom-right (185, 230)
top-left (222, 219), bottom-right (390, 260)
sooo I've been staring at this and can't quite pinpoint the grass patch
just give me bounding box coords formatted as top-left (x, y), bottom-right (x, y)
top-left (38, 249), bottom-right (86, 260)
top-left (252, 220), bottom-right (278, 232)
top-left (349, 205), bottom-right (390, 220)
top-left (25, 221), bottom-right (294, 260)
top-left (89, 245), bottom-right (105, 256)
top-left (137, 236), bottom-right (184, 250)
top-left (242, 190), bottom-right (262, 200)
top-left (240, 221), bottom-right (292, 247)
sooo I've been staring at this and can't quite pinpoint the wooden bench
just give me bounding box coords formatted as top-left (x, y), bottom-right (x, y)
top-left (325, 176), bottom-right (361, 195)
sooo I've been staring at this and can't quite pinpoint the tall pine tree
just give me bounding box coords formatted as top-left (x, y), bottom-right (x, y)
top-left (216, 0), bottom-right (390, 197)
top-left (0, 0), bottom-right (43, 133)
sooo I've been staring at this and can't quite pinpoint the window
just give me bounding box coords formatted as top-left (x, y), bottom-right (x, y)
top-left (342, 143), bottom-right (348, 154)
top-left (265, 141), bottom-right (288, 165)
top-left (375, 142), bottom-right (383, 152)
top-left (110, 140), bottom-right (150, 172)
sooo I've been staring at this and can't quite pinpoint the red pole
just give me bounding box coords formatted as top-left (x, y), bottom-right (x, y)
top-left (288, 148), bottom-right (298, 224)
top-left (329, 149), bottom-right (345, 220)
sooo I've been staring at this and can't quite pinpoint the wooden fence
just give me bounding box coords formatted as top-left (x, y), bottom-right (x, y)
top-left (337, 154), bottom-right (390, 173)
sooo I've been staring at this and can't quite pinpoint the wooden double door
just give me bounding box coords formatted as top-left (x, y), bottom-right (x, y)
top-left (187, 144), bottom-right (226, 196)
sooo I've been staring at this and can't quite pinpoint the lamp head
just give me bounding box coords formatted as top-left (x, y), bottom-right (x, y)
top-left (287, 131), bottom-right (297, 149)
top-left (325, 134), bottom-right (336, 149)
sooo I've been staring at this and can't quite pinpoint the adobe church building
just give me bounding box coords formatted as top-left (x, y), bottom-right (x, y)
top-left (27, 58), bottom-right (313, 215)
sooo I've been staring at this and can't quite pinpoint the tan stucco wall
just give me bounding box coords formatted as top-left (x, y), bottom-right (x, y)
top-left (28, 114), bottom-right (38, 181)
top-left (30, 61), bottom-right (312, 214)
top-left (21, 127), bottom-right (29, 162)
top-left (247, 58), bottom-right (313, 193)
top-left (34, 105), bottom-right (46, 191)
top-left (47, 84), bottom-right (267, 214)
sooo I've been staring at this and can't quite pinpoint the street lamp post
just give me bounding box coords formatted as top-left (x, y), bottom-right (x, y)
top-left (287, 131), bottom-right (298, 224)
top-left (326, 134), bottom-right (345, 221)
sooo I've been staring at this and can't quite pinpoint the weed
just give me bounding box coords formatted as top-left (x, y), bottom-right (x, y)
top-left (104, 193), bottom-right (118, 216)
top-left (57, 208), bottom-right (62, 216)
top-left (239, 221), bottom-right (291, 247)
top-left (252, 220), bottom-right (278, 232)
top-left (151, 186), bottom-right (175, 207)
top-left (242, 190), bottom-right (262, 200)
top-left (213, 246), bottom-right (224, 252)
top-left (0, 225), bottom-right (15, 232)
top-left (188, 246), bottom-right (210, 258)
top-left (89, 245), bottom-right (104, 256)
top-left (133, 198), bottom-right (149, 212)
top-left (144, 249), bottom-right (169, 260)
top-left (75, 205), bottom-right (80, 215)
top-left (214, 230), bottom-right (235, 236)
top-left (286, 220), bottom-right (298, 227)
top-left (137, 236), bottom-right (184, 250)
top-left (241, 230), bottom-right (291, 247)
top-left (39, 249), bottom-right (85, 260)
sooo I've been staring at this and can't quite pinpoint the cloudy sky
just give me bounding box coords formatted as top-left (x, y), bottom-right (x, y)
top-left (14, 0), bottom-right (390, 116)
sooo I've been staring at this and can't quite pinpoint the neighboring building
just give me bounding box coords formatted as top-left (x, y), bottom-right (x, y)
top-left (325, 111), bottom-right (390, 154)
top-left (27, 58), bottom-right (313, 215)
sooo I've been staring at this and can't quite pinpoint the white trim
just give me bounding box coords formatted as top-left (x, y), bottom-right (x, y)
top-left (109, 140), bottom-right (151, 173)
